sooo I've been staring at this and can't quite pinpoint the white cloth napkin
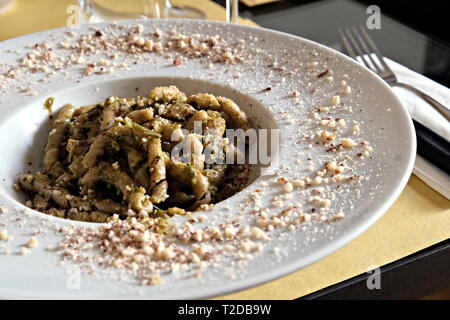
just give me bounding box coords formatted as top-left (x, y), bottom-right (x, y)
top-left (386, 59), bottom-right (450, 200)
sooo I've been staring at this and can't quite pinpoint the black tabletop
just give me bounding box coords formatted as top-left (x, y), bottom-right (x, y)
top-left (221, 0), bottom-right (450, 88)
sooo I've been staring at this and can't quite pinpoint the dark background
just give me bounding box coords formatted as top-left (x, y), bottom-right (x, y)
top-left (213, 0), bottom-right (450, 87)
top-left (216, 0), bottom-right (450, 45)
top-left (351, 0), bottom-right (450, 45)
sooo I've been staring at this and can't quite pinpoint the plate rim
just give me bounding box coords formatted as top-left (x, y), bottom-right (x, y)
top-left (0, 19), bottom-right (416, 299)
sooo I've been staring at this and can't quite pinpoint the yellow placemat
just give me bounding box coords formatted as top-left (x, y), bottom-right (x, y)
top-left (1, 0), bottom-right (449, 300)
top-left (0, 0), bottom-right (257, 40)
top-left (240, 0), bottom-right (280, 7)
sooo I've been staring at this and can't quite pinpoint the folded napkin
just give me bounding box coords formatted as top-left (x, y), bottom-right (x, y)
top-left (386, 59), bottom-right (450, 200)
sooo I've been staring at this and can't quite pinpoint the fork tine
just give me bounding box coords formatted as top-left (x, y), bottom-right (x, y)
top-left (343, 27), bottom-right (375, 72)
top-left (350, 26), bottom-right (382, 74)
top-left (359, 25), bottom-right (392, 73)
top-left (344, 28), bottom-right (375, 71)
top-left (338, 28), bottom-right (357, 59)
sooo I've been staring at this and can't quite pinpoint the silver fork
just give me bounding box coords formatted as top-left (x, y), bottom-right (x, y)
top-left (339, 26), bottom-right (450, 122)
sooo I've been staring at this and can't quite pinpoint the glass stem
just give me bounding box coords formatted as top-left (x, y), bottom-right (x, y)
top-left (226, 0), bottom-right (238, 23)
top-left (143, 0), bottom-right (167, 18)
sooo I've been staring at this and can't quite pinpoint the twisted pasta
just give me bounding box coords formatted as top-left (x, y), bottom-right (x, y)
top-left (18, 86), bottom-right (252, 226)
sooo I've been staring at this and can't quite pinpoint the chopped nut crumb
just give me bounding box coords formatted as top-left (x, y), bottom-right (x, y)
top-left (0, 229), bottom-right (9, 241)
top-left (283, 182), bottom-right (294, 193)
top-left (341, 138), bottom-right (356, 148)
top-left (312, 196), bottom-right (331, 207)
top-left (291, 179), bottom-right (305, 188)
top-left (332, 95), bottom-right (340, 105)
top-left (19, 247), bottom-right (30, 255)
top-left (26, 237), bottom-right (39, 248)
top-left (291, 90), bottom-right (300, 97)
top-left (343, 85), bottom-right (351, 95)
top-left (320, 130), bottom-right (336, 142)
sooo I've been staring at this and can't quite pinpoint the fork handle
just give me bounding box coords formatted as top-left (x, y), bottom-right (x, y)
top-left (392, 82), bottom-right (450, 122)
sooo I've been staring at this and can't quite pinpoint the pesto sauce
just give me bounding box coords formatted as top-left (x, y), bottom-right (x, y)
top-left (43, 97), bottom-right (55, 115)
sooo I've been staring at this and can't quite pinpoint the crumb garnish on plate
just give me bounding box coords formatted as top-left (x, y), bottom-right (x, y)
top-left (0, 21), bottom-right (376, 288)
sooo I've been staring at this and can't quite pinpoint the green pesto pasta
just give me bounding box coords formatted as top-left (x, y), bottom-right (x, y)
top-left (18, 86), bottom-right (252, 228)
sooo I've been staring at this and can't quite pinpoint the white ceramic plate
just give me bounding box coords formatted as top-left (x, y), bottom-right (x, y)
top-left (0, 19), bottom-right (415, 299)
